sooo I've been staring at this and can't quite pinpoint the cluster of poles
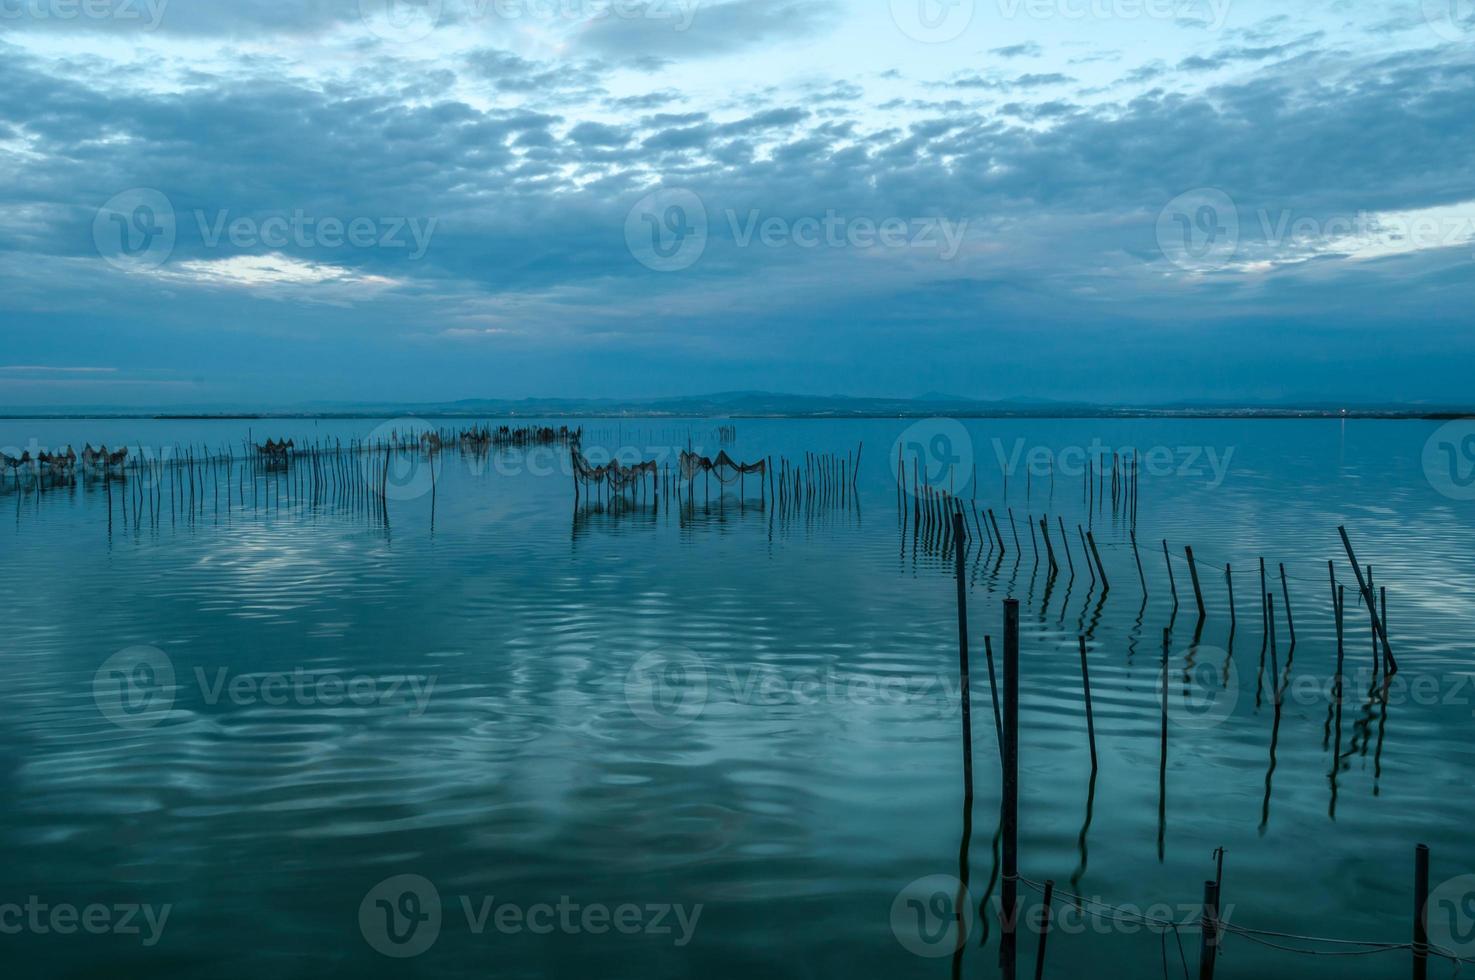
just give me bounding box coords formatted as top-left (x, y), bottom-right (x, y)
top-left (70, 438), bottom-right (432, 531)
top-left (899, 442), bottom-right (1396, 682)
top-left (944, 511), bottom-right (1450, 978)
top-left (456, 424), bottom-right (581, 449)
top-left (7, 423), bottom-right (592, 526)
top-left (900, 461), bottom-right (1121, 593)
top-left (15, 424), bottom-right (871, 533)
top-left (901, 447), bottom-right (1141, 528)
top-left (571, 443), bottom-right (865, 518)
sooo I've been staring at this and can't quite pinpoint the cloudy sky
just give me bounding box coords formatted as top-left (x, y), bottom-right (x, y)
top-left (2, 0), bottom-right (1473, 408)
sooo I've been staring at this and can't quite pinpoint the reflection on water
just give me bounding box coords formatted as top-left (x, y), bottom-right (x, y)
top-left (0, 417), bottom-right (1472, 978)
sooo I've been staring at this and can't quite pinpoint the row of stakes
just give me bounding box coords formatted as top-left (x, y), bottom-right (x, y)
top-left (944, 511), bottom-right (1444, 979)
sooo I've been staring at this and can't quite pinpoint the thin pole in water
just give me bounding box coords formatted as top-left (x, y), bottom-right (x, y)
top-left (1163, 540), bottom-right (1178, 606)
top-left (953, 513), bottom-right (974, 808)
top-left (1413, 843), bottom-right (1430, 980)
top-left (1131, 530), bottom-right (1147, 595)
top-left (1059, 516), bottom-right (1075, 578)
top-left (1000, 598), bottom-right (1020, 980)
top-left (1185, 545), bottom-right (1206, 619)
top-left (1078, 635), bottom-right (1098, 771)
top-left (1338, 525), bottom-right (1395, 672)
top-left (984, 636), bottom-right (1004, 753)
top-left (1199, 880), bottom-right (1220, 980)
top-left (1279, 562), bottom-right (1296, 648)
top-left (1086, 530), bottom-right (1108, 589)
top-left (1225, 564), bottom-right (1235, 628)
top-left (1033, 879), bottom-right (1054, 980)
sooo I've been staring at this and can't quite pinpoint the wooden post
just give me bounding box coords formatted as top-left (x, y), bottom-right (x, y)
top-left (1185, 545), bottom-right (1206, 619)
top-left (1381, 586), bottom-right (1389, 666)
top-left (984, 636), bottom-right (1004, 750)
top-left (1279, 563), bottom-right (1295, 647)
top-left (1413, 844), bottom-right (1430, 980)
top-left (1225, 564), bottom-right (1235, 627)
top-left (1034, 879), bottom-right (1055, 980)
top-left (1132, 530), bottom-right (1147, 594)
top-left (1335, 584), bottom-right (1346, 723)
top-left (1199, 880), bottom-right (1220, 980)
top-left (1078, 636), bottom-right (1098, 770)
top-left (1163, 540), bottom-right (1178, 606)
top-left (1086, 530), bottom-right (1108, 589)
top-left (1001, 598), bottom-right (1020, 980)
top-left (1259, 557), bottom-right (1268, 637)
top-left (1266, 592), bottom-right (1277, 658)
top-left (1338, 525), bottom-right (1396, 672)
top-left (1058, 515), bottom-right (1075, 577)
top-left (1158, 626), bottom-right (1169, 862)
top-left (954, 514), bottom-right (974, 804)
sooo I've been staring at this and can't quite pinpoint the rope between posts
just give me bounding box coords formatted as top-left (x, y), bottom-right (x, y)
top-left (1011, 873), bottom-right (1191, 980)
top-left (1012, 872), bottom-right (1475, 976)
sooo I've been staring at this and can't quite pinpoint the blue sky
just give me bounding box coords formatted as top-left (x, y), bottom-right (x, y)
top-left (2, 0), bottom-right (1473, 408)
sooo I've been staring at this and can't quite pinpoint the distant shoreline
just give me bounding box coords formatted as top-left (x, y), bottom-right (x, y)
top-left (0, 411), bottom-right (1470, 422)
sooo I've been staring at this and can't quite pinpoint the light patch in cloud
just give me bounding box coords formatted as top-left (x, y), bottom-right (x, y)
top-left (161, 254), bottom-right (401, 291)
top-left (1238, 201), bottom-right (1475, 271)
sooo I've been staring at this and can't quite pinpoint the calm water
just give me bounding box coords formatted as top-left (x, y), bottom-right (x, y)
top-left (1, 416), bottom-right (1472, 978)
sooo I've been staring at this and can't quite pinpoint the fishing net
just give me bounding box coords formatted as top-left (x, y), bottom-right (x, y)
top-left (572, 448), bottom-right (657, 489)
top-left (680, 450), bottom-right (765, 486)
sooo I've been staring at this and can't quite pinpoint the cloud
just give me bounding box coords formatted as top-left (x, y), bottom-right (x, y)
top-left (991, 42), bottom-right (1043, 58)
top-left (3, 5), bottom-right (1475, 404)
top-left (567, 121), bottom-right (631, 146)
top-left (1176, 33), bottom-right (1324, 71)
top-left (574, 0), bottom-right (839, 60)
top-left (948, 72), bottom-right (1074, 91)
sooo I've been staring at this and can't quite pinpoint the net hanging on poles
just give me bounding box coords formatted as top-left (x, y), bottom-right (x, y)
top-left (572, 447), bottom-right (657, 491)
top-left (680, 449), bottom-right (766, 486)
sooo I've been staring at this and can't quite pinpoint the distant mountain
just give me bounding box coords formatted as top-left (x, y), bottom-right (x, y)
top-left (4, 391), bottom-right (1471, 419)
top-left (288, 391), bottom-right (1103, 418)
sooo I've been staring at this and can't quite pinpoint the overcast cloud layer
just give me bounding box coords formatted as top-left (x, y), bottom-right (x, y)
top-left (1, 0), bottom-right (1473, 407)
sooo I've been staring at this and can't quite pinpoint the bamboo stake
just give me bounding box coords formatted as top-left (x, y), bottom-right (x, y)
top-left (1078, 636), bottom-right (1098, 770)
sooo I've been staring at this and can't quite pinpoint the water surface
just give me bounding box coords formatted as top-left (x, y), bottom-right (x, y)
top-left (1, 417), bottom-right (1471, 978)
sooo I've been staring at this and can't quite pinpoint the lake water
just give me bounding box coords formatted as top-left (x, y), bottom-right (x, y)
top-left (1, 416), bottom-right (1472, 978)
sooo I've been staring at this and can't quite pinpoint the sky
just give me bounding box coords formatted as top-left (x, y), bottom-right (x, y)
top-left (1, 0), bottom-right (1474, 409)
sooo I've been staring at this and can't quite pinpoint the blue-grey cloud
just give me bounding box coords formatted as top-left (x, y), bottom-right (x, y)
top-left (574, 0), bottom-right (839, 60)
top-left (3, 9), bottom-right (1475, 406)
